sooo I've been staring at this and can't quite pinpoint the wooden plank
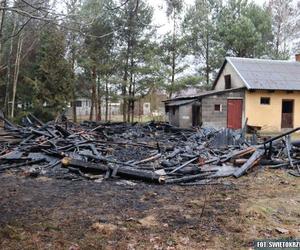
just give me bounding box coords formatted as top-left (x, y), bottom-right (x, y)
top-left (61, 157), bottom-right (165, 183)
top-left (233, 149), bottom-right (264, 178)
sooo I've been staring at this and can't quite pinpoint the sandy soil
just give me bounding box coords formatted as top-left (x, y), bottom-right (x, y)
top-left (0, 169), bottom-right (299, 250)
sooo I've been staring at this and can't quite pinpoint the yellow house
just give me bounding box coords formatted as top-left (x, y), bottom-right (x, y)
top-left (213, 56), bottom-right (300, 132)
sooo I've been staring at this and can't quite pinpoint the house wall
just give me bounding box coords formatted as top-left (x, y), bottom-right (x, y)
top-left (245, 90), bottom-right (300, 132)
top-left (201, 90), bottom-right (245, 129)
top-left (179, 104), bottom-right (193, 128)
top-left (167, 89), bottom-right (246, 129)
top-left (72, 98), bottom-right (91, 116)
top-left (214, 62), bottom-right (245, 90)
top-left (136, 90), bottom-right (167, 116)
top-left (168, 106), bottom-right (180, 127)
top-left (167, 104), bottom-right (193, 128)
top-left (66, 98), bottom-right (121, 121)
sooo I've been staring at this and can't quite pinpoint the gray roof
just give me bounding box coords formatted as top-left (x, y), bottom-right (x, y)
top-left (165, 99), bottom-right (195, 106)
top-left (226, 57), bottom-right (300, 90)
top-left (164, 87), bottom-right (245, 103)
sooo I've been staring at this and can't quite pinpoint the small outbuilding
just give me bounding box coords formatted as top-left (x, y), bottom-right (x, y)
top-left (165, 55), bottom-right (300, 132)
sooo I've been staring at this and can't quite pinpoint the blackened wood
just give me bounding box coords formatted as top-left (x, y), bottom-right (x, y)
top-left (0, 110), bottom-right (18, 129)
top-left (89, 144), bottom-right (101, 158)
top-left (79, 152), bottom-right (137, 168)
top-left (0, 158), bottom-right (46, 171)
top-left (262, 127), bottom-right (300, 146)
top-left (234, 158), bottom-right (285, 166)
top-left (28, 113), bottom-right (44, 126)
top-left (61, 157), bottom-right (164, 183)
top-left (30, 129), bottom-right (52, 138)
top-left (169, 157), bottom-right (198, 174)
top-left (61, 157), bottom-right (109, 171)
top-left (134, 153), bottom-right (161, 165)
top-left (113, 166), bottom-right (164, 183)
top-left (233, 149), bottom-right (264, 178)
top-left (284, 135), bottom-right (294, 168)
top-left (221, 147), bottom-right (256, 163)
top-left (165, 172), bottom-right (212, 184)
top-left (55, 124), bottom-right (71, 137)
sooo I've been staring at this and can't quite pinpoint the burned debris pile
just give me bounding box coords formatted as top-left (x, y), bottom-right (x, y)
top-left (0, 111), bottom-right (300, 185)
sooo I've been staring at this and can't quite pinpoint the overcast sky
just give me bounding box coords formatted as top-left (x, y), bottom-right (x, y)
top-left (148, 0), bottom-right (266, 35)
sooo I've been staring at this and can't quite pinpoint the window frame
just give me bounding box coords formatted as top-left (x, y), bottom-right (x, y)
top-left (224, 75), bottom-right (231, 89)
top-left (75, 100), bottom-right (82, 107)
top-left (214, 104), bottom-right (222, 112)
top-left (260, 97), bottom-right (270, 105)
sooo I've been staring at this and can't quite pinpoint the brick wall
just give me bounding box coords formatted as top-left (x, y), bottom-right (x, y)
top-left (179, 104), bottom-right (193, 128)
top-left (201, 90), bottom-right (245, 129)
top-left (168, 106), bottom-right (180, 127)
top-left (167, 89), bottom-right (245, 129)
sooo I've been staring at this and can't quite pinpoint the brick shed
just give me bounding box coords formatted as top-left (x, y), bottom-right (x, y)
top-left (164, 87), bottom-right (245, 129)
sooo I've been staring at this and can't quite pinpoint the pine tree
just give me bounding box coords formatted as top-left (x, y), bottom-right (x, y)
top-left (33, 26), bottom-right (72, 115)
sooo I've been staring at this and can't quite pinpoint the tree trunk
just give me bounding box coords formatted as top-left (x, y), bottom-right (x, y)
top-left (109, 101), bottom-right (111, 121)
top-left (4, 16), bottom-right (16, 116)
top-left (205, 31), bottom-right (210, 87)
top-left (131, 74), bottom-right (136, 123)
top-left (105, 79), bottom-right (108, 121)
top-left (72, 90), bottom-right (77, 122)
top-left (275, 23), bottom-right (281, 58)
top-left (71, 62), bottom-right (77, 122)
top-left (122, 45), bottom-right (129, 122)
top-left (97, 76), bottom-right (101, 121)
top-left (71, 42), bottom-right (77, 123)
top-left (89, 67), bottom-right (97, 121)
top-left (11, 34), bottom-right (23, 118)
top-left (127, 74), bottom-right (132, 123)
top-left (122, 1), bottom-right (137, 122)
top-left (0, 0), bottom-right (7, 56)
top-left (89, 97), bottom-right (94, 121)
top-left (169, 10), bottom-right (176, 99)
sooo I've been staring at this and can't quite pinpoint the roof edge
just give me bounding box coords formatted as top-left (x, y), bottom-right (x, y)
top-left (211, 59), bottom-right (227, 90)
top-left (226, 57), bottom-right (251, 89)
top-left (163, 87), bottom-right (246, 102)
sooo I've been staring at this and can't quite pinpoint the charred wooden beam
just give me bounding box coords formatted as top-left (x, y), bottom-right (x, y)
top-left (0, 158), bottom-right (46, 172)
top-left (61, 157), bottom-right (109, 172)
top-left (0, 110), bottom-right (18, 129)
top-left (165, 172), bottom-right (212, 184)
top-left (169, 157), bottom-right (198, 174)
top-left (262, 127), bottom-right (300, 146)
top-left (134, 153), bottom-right (161, 165)
top-left (234, 158), bottom-right (285, 166)
top-left (221, 147), bottom-right (256, 163)
top-left (61, 157), bottom-right (165, 183)
top-left (233, 149), bottom-right (265, 178)
top-left (55, 124), bottom-right (71, 138)
top-left (28, 113), bottom-right (44, 126)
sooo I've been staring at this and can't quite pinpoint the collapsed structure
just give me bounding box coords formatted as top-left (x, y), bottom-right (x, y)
top-left (0, 111), bottom-right (299, 185)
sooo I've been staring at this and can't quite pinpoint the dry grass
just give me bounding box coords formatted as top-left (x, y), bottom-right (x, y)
top-left (0, 170), bottom-right (299, 249)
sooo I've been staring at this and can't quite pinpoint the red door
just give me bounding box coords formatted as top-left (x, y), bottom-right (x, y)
top-left (227, 99), bottom-right (243, 129)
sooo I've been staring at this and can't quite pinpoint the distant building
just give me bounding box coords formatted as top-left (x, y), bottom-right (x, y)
top-left (65, 98), bottom-right (121, 120)
top-left (66, 89), bottom-right (167, 121)
top-left (134, 89), bottom-right (167, 118)
top-left (165, 55), bottom-right (300, 132)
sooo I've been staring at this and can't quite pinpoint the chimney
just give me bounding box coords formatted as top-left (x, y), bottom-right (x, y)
top-left (296, 54), bottom-right (300, 62)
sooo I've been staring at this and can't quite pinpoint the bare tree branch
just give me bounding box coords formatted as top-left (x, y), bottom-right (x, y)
top-left (0, 6), bottom-right (122, 39)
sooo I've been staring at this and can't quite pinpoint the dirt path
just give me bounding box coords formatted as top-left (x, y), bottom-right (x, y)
top-left (0, 169), bottom-right (299, 250)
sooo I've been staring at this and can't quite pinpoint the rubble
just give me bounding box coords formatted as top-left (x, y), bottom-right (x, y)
top-left (0, 111), bottom-right (299, 184)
